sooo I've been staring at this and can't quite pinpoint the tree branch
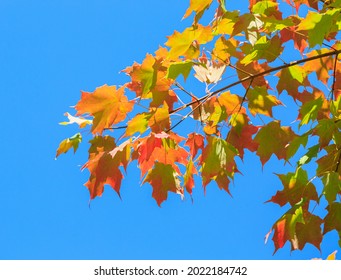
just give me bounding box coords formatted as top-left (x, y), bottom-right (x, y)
top-left (170, 49), bottom-right (341, 115)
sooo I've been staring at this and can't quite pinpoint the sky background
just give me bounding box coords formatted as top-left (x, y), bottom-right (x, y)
top-left (0, 0), bottom-right (339, 260)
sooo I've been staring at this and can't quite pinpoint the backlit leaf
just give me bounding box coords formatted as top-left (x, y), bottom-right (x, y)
top-left (297, 9), bottom-right (339, 47)
top-left (185, 133), bottom-right (204, 158)
top-left (183, 0), bottom-right (213, 23)
top-left (59, 112), bottom-right (92, 128)
top-left (241, 35), bottom-right (283, 65)
top-left (166, 25), bottom-right (213, 59)
top-left (193, 56), bottom-right (226, 84)
top-left (322, 172), bottom-right (341, 205)
top-left (248, 86), bottom-right (282, 117)
top-left (254, 121), bottom-right (296, 165)
top-left (272, 204), bottom-right (305, 253)
top-left (82, 136), bottom-right (123, 199)
top-left (167, 61), bottom-right (193, 80)
top-left (269, 167), bottom-right (318, 207)
top-left (143, 162), bottom-right (183, 206)
top-left (184, 159), bottom-right (197, 195)
top-left (201, 136), bottom-right (238, 194)
top-left (56, 133), bottom-right (82, 158)
top-left (324, 202), bottom-right (341, 234)
top-left (75, 85), bottom-right (133, 135)
top-left (125, 113), bottom-right (151, 136)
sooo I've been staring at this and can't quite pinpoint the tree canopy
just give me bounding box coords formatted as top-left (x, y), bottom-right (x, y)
top-left (57, 0), bottom-right (341, 254)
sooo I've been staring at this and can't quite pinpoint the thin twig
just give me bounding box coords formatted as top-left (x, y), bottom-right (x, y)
top-left (166, 94), bottom-right (210, 133)
top-left (174, 81), bottom-right (199, 101)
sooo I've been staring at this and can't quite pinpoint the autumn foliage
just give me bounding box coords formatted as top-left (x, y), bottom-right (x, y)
top-left (57, 0), bottom-right (341, 254)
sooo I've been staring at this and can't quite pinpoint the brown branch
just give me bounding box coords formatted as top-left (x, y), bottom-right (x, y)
top-left (174, 81), bottom-right (205, 126)
top-left (170, 49), bottom-right (341, 115)
top-left (238, 77), bottom-right (254, 115)
top-left (103, 125), bottom-right (127, 131)
top-left (166, 94), bottom-right (210, 133)
top-left (103, 50), bottom-right (341, 133)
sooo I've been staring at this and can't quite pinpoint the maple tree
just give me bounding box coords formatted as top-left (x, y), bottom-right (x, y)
top-left (57, 0), bottom-right (341, 254)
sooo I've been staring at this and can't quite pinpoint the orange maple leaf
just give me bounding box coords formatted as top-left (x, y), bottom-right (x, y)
top-left (82, 136), bottom-right (123, 200)
top-left (75, 85), bottom-right (133, 135)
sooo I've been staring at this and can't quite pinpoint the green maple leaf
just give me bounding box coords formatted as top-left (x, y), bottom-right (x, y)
top-left (167, 61), bottom-right (193, 80)
top-left (322, 172), bottom-right (341, 205)
top-left (143, 162), bottom-right (183, 206)
top-left (241, 35), bottom-right (283, 65)
top-left (254, 121), bottom-right (296, 165)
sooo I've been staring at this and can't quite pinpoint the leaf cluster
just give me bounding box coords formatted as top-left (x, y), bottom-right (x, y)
top-left (57, 0), bottom-right (341, 254)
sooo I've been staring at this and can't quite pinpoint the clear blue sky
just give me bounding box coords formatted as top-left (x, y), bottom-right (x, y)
top-left (0, 0), bottom-right (338, 260)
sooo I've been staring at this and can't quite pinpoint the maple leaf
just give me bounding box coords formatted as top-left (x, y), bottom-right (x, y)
top-left (316, 144), bottom-right (341, 176)
top-left (276, 65), bottom-right (308, 99)
top-left (193, 54), bottom-right (226, 84)
top-left (297, 9), bottom-right (338, 47)
top-left (323, 202), bottom-right (341, 234)
top-left (217, 91), bottom-right (242, 115)
top-left (254, 121), bottom-right (296, 165)
top-left (286, 134), bottom-right (308, 160)
top-left (203, 100), bottom-right (228, 135)
top-left (251, 1), bottom-right (280, 17)
top-left (297, 90), bottom-right (330, 125)
top-left (227, 119), bottom-right (259, 159)
top-left (82, 136), bottom-right (124, 199)
top-left (201, 136), bottom-right (238, 194)
top-left (55, 133), bottom-right (82, 158)
top-left (135, 132), bottom-right (188, 177)
top-left (59, 112), bottom-right (92, 128)
top-left (143, 162), bottom-right (183, 206)
top-left (183, 0), bottom-right (213, 23)
top-left (304, 49), bottom-right (335, 85)
top-left (125, 113), bottom-right (151, 137)
top-left (185, 133), bottom-right (205, 159)
top-left (268, 167), bottom-right (318, 207)
top-left (166, 24), bottom-right (213, 59)
top-left (123, 54), bottom-right (172, 99)
top-left (150, 90), bottom-right (178, 111)
top-left (241, 35), bottom-right (283, 65)
top-left (322, 172), bottom-right (341, 205)
top-left (271, 203), bottom-right (305, 253)
top-left (297, 144), bottom-right (319, 166)
top-left (75, 85), bottom-right (133, 135)
top-left (247, 86), bottom-right (282, 117)
top-left (236, 60), bottom-right (270, 88)
top-left (280, 16), bottom-right (308, 53)
top-left (313, 119), bottom-right (340, 148)
top-left (212, 36), bottom-right (240, 64)
top-left (298, 97), bottom-right (324, 126)
top-left (231, 13), bottom-right (263, 45)
top-left (295, 212), bottom-right (323, 251)
top-left (166, 61), bottom-right (193, 81)
top-left (148, 102), bottom-right (171, 133)
top-left (184, 159), bottom-right (197, 196)
top-left (270, 198), bottom-right (322, 252)
top-left (214, 16), bottom-right (238, 37)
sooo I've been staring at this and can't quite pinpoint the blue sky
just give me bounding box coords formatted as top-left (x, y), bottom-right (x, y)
top-left (0, 0), bottom-right (338, 260)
